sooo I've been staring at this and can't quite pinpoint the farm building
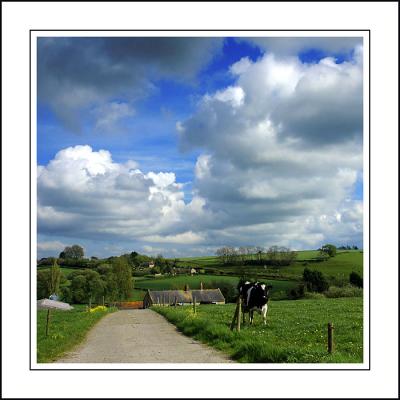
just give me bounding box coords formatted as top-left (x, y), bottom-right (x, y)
top-left (143, 288), bottom-right (225, 308)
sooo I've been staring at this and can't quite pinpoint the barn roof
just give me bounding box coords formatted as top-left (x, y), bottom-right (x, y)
top-left (146, 289), bottom-right (224, 304)
top-left (192, 289), bottom-right (225, 303)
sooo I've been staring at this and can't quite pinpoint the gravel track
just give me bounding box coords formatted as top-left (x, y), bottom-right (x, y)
top-left (56, 309), bottom-right (234, 363)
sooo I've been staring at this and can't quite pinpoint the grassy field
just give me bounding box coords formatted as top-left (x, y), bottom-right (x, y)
top-left (282, 251), bottom-right (363, 280)
top-left (37, 305), bottom-right (116, 362)
top-left (176, 250), bottom-right (363, 281)
top-left (154, 297), bottom-right (363, 363)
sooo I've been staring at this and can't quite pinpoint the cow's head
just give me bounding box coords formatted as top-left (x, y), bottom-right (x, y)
top-left (259, 283), bottom-right (273, 298)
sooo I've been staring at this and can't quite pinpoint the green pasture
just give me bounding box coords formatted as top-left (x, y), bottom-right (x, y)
top-left (175, 250), bottom-right (363, 281)
top-left (283, 251), bottom-right (363, 279)
top-left (37, 305), bottom-right (116, 363)
top-left (154, 297), bottom-right (363, 363)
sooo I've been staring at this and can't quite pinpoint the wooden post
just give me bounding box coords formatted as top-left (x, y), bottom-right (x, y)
top-left (102, 296), bottom-right (105, 307)
top-left (89, 296), bottom-right (92, 311)
top-left (237, 297), bottom-right (241, 332)
top-left (230, 297), bottom-right (242, 331)
top-left (45, 309), bottom-right (51, 336)
top-left (328, 322), bottom-right (334, 353)
top-left (193, 296), bottom-right (196, 314)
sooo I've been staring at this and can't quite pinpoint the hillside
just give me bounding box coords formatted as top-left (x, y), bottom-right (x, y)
top-left (175, 250), bottom-right (363, 280)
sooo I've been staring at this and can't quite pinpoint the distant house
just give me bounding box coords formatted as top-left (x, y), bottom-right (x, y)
top-left (143, 288), bottom-right (225, 308)
top-left (148, 261), bottom-right (155, 269)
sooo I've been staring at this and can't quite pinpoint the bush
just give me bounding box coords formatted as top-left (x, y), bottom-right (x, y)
top-left (303, 268), bottom-right (329, 293)
top-left (328, 274), bottom-right (348, 288)
top-left (324, 285), bottom-right (363, 298)
top-left (69, 269), bottom-right (105, 304)
top-left (349, 272), bottom-right (363, 288)
top-left (319, 244), bottom-right (337, 258)
top-left (287, 283), bottom-right (305, 300)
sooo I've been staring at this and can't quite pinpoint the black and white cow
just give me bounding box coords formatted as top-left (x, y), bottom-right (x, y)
top-left (238, 281), bottom-right (273, 325)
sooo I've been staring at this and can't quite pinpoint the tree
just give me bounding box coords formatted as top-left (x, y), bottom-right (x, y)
top-left (255, 246), bottom-right (264, 262)
top-left (303, 268), bottom-right (329, 293)
top-left (59, 244), bottom-right (84, 259)
top-left (112, 257), bottom-right (133, 301)
top-left (266, 246), bottom-right (297, 266)
top-left (50, 258), bottom-right (61, 296)
top-left (216, 247), bottom-right (227, 264)
top-left (37, 269), bottom-right (52, 299)
top-left (37, 264), bottom-right (67, 299)
top-left (319, 244), bottom-right (337, 258)
top-left (96, 263), bottom-right (118, 302)
top-left (69, 270), bottom-right (105, 304)
top-left (349, 272), bottom-right (363, 288)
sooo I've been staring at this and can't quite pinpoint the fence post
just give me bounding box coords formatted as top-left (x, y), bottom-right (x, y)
top-left (193, 296), bottom-right (196, 314)
top-left (230, 297), bottom-right (241, 331)
top-left (45, 309), bottom-right (51, 336)
top-left (328, 322), bottom-right (334, 353)
top-left (237, 297), bottom-right (241, 332)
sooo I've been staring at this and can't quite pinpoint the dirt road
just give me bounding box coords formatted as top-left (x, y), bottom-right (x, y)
top-left (57, 309), bottom-right (234, 363)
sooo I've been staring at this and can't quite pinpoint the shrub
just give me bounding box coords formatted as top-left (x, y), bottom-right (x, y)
top-left (328, 274), bottom-right (348, 288)
top-left (349, 272), bottom-right (363, 288)
top-left (319, 244), bottom-right (337, 258)
top-left (303, 268), bottom-right (329, 293)
top-left (324, 285), bottom-right (363, 298)
top-left (303, 292), bottom-right (325, 300)
top-left (287, 283), bottom-right (305, 300)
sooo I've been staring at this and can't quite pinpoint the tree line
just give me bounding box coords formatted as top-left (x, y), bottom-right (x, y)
top-left (37, 244), bottom-right (136, 305)
top-left (215, 245), bottom-right (297, 266)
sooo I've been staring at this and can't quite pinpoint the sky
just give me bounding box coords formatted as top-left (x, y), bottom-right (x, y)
top-left (37, 36), bottom-right (364, 259)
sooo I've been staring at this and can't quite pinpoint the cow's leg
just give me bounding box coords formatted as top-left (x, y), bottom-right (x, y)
top-left (262, 304), bottom-right (268, 325)
top-left (249, 309), bottom-right (254, 325)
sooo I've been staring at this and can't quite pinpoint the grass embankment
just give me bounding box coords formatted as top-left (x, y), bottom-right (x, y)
top-left (37, 305), bottom-right (116, 362)
top-left (153, 298), bottom-right (363, 363)
top-left (176, 250), bottom-right (363, 280)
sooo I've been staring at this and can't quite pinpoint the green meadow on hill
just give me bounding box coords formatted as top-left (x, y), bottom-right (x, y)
top-left (176, 250), bottom-right (363, 280)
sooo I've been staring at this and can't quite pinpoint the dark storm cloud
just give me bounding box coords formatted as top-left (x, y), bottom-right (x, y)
top-left (38, 37), bottom-right (223, 131)
top-left (243, 37), bottom-right (363, 56)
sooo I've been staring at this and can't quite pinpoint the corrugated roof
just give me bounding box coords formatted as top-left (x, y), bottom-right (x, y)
top-left (192, 289), bottom-right (225, 303)
top-left (147, 289), bottom-right (224, 304)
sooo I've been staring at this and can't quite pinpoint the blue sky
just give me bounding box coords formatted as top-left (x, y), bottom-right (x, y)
top-left (37, 36), bottom-right (364, 258)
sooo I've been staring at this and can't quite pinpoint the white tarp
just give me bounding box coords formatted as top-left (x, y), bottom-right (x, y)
top-left (37, 298), bottom-right (74, 310)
